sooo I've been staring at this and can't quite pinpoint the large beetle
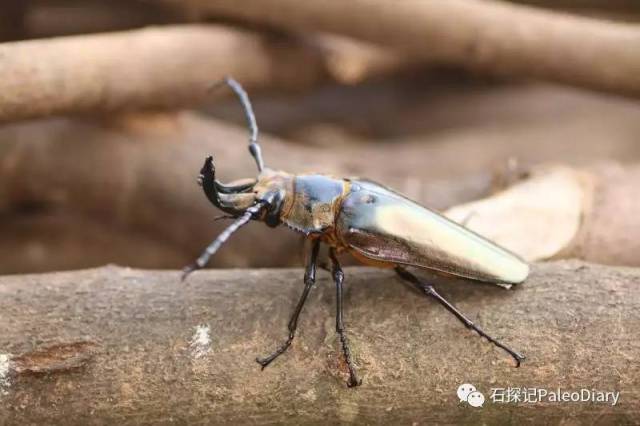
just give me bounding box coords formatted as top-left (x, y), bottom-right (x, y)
top-left (182, 78), bottom-right (528, 387)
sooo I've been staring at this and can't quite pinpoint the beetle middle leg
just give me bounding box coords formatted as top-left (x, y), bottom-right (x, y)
top-left (395, 267), bottom-right (525, 367)
top-left (329, 249), bottom-right (361, 387)
top-left (256, 240), bottom-right (320, 369)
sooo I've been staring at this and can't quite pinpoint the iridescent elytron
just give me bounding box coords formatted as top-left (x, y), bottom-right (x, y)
top-left (182, 78), bottom-right (529, 387)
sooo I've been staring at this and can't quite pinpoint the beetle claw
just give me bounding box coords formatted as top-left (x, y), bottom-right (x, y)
top-left (347, 376), bottom-right (362, 388)
top-left (513, 352), bottom-right (526, 368)
top-left (255, 357), bottom-right (268, 370)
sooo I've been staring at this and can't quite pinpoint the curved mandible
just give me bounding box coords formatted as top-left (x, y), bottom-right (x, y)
top-left (212, 77), bottom-right (265, 173)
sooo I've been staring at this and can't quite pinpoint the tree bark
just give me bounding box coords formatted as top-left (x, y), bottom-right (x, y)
top-left (172, 0), bottom-right (640, 98)
top-left (0, 260), bottom-right (638, 424)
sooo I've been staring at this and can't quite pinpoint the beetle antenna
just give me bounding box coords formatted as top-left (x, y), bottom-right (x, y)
top-left (181, 202), bottom-right (265, 281)
top-left (211, 77), bottom-right (265, 173)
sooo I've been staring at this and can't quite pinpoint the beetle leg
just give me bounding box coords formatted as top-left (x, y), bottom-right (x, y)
top-left (329, 249), bottom-right (362, 387)
top-left (256, 240), bottom-right (320, 369)
top-left (395, 267), bottom-right (525, 367)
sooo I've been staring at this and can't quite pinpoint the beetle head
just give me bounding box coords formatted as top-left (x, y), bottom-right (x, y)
top-left (181, 77), bottom-right (288, 281)
top-left (198, 156), bottom-right (290, 227)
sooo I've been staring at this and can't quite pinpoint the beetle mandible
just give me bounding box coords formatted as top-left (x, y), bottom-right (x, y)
top-left (182, 77), bottom-right (528, 387)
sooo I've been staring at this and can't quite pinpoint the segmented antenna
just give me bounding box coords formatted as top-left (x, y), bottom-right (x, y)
top-left (213, 77), bottom-right (265, 173)
top-left (181, 202), bottom-right (265, 281)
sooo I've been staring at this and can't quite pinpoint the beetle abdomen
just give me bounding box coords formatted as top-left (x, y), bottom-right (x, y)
top-left (336, 180), bottom-right (529, 285)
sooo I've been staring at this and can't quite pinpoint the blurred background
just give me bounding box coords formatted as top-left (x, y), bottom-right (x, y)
top-left (1, 0), bottom-right (640, 274)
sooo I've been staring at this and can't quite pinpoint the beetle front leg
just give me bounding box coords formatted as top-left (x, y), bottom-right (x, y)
top-left (395, 267), bottom-right (525, 367)
top-left (256, 240), bottom-right (320, 369)
top-left (329, 249), bottom-right (361, 387)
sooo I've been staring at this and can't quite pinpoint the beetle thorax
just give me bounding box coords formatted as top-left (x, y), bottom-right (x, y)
top-left (253, 169), bottom-right (294, 200)
top-left (279, 174), bottom-right (348, 235)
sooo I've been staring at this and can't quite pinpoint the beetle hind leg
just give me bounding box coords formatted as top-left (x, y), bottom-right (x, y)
top-left (256, 240), bottom-right (320, 369)
top-left (395, 267), bottom-right (525, 367)
top-left (330, 249), bottom-right (361, 387)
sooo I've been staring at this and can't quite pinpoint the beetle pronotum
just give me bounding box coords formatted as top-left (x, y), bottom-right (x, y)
top-left (182, 77), bottom-right (528, 387)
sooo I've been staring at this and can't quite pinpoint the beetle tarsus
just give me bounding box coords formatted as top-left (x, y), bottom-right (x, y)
top-left (256, 241), bottom-right (320, 369)
top-left (339, 332), bottom-right (361, 388)
top-left (181, 263), bottom-right (198, 282)
top-left (255, 334), bottom-right (293, 369)
top-left (395, 267), bottom-right (525, 368)
top-left (330, 249), bottom-right (362, 387)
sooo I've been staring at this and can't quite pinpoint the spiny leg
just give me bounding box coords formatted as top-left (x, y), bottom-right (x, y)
top-left (329, 249), bottom-right (361, 387)
top-left (256, 240), bottom-right (320, 369)
top-left (395, 267), bottom-right (525, 367)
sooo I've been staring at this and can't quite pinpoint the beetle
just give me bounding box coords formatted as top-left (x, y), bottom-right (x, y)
top-left (182, 77), bottom-right (528, 387)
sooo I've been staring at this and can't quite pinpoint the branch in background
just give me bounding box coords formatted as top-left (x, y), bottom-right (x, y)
top-left (0, 112), bottom-right (492, 271)
top-left (23, 0), bottom-right (190, 38)
top-left (170, 0), bottom-right (640, 98)
top-left (0, 25), bottom-right (331, 122)
top-left (0, 1), bottom-right (28, 42)
top-left (1, 105), bottom-right (640, 271)
top-left (0, 262), bottom-right (638, 423)
top-left (445, 164), bottom-right (640, 266)
top-left (0, 210), bottom-right (190, 274)
top-left (513, 0), bottom-right (640, 13)
top-left (0, 24), bottom-right (413, 123)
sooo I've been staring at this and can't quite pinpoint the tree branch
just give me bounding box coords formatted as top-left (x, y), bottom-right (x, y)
top-left (0, 25), bottom-right (332, 122)
top-left (0, 24), bottom-right (412, 123)
top-left (172, 0), bottom-right (640, 97)
top-left (0, 261), bottom-right (637, 423)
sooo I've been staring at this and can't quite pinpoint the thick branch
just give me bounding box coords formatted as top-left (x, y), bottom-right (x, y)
top-left (445, 164), bottom-right (640, 267)
top-left (175, 0), bottom-right (640, 97)
top-left (0, 261), bottom-right (638, 423)
top-left (0, 24), bottom-right (413, 123)
top-left (0, 25), bottom-right (332, 122)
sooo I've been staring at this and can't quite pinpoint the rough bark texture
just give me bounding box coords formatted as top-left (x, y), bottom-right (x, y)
top-left (0, 25), bottom-right (331, 122)
top-left (173, 0), bottom-right (640, 97)
top-left (0, 260), bottom-right (638, 424)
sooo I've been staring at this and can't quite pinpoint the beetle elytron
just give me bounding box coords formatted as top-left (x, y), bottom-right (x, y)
top-left (182, 77), bottom-right (528, 387)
